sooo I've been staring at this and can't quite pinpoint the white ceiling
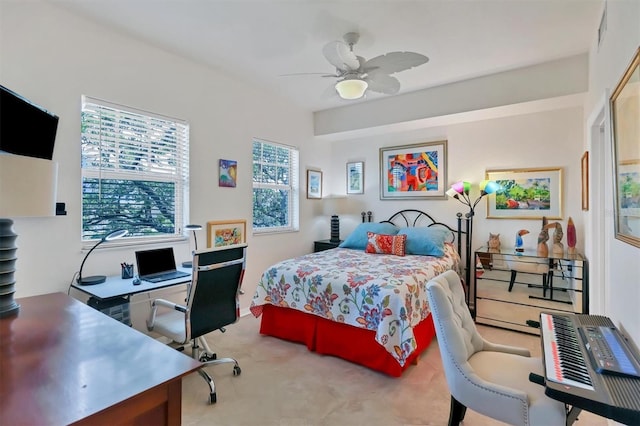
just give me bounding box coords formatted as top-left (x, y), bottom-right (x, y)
top-left (48, 0), bottom-right (603, 112)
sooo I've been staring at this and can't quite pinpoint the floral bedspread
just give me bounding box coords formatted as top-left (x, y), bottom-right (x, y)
top-left (250, 244), bottom-right (460, 366)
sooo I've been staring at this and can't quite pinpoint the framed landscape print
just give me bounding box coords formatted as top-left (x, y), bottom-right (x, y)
top-left (610, 47), bottom-right (640, 248)
top-left (307, 169), bottom-right (322, 199)
top-left (207, 219), bottom-right (246, 249)
top-left (346, 161), bottom-right (364, 194)
top-left (486, 167), bottom-right (563, 219)
top-left (379, 140), bottom-right (447, 200)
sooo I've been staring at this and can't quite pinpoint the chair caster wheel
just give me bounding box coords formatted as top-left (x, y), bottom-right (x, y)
top-left (209, 392), bottom-right (217, 404)
top-left (233, 365), bottom-right (241, 376)
top-left (200, 353), bottom-right (217, 362)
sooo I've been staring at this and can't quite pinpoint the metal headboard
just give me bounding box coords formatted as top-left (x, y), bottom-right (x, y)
top-left (378, 209), bottom-right (464, 256)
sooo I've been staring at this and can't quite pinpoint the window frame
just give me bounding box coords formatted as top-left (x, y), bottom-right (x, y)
top-left (80, 95), bottom-right (190, 243)
top-left (252, 138), bottom-right (299, 234)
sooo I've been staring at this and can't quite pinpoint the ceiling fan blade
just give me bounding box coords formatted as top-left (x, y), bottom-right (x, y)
top-left (364, 73), bottom-right (400, 95)
top-left (363, 52), bottom-right (429, 75)
top-left (322, 41), bottom-right (360, 71)
top-left (279, 72), bottom-right (338, 78)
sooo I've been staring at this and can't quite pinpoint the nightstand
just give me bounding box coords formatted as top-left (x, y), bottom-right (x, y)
top-left (314, 239), bottom-right (342, 252)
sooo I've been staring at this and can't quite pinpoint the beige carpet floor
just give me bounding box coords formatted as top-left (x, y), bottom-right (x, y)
top-left (180, 314), bottom-right (607, 426)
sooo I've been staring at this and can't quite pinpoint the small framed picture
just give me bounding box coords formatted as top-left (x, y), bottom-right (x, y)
top-left (219, 159), bottom-right (237, 187)
top-left (346, 161), bottom-right (364, 194)
top-left (207, 219), bottom-right (246, 249)
top-left (581, 151), bottom-right (589, 211)
top-left (307, 169), bottom-right (322, 199)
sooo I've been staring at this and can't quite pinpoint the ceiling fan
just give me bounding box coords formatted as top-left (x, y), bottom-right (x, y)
top-left (319, 32), bottom-right (429, 100)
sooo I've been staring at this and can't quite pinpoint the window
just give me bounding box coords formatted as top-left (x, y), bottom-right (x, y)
top-left (252, 139), bottom-right (299, 233)
top-left (81, 96), bottom-right (189, 241)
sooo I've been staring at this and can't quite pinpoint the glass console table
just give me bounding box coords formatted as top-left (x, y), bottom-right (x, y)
top-left (474, 246), bottom-right (588, 335)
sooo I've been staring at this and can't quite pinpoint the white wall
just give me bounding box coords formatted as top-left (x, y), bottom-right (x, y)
top-left (584, 0), bottom-right (640, 345)
top-left (326, 107), bottom-right (585, 256)
top-left (0, 2), bottom-right (330, 312)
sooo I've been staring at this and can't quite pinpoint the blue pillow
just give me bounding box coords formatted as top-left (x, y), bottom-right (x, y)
top-left (397, 227), bottom-right (451, 257)
top-left (339, 222), bottom-right (399, 250)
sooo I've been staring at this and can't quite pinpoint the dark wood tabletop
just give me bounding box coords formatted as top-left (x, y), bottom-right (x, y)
top-left (0, 292), bottom-right (201, 425)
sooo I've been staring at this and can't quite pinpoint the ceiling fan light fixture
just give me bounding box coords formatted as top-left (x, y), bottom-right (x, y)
top-left (335, 78), bottom-right (368, 100)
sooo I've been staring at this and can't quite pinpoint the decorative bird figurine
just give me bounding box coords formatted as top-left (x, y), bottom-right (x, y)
top-left (537, 216), bottom-right (549, 257)
top-left (567, 217), bottom-right (577, 255)
top-left (515, 229), bottom-right (529, 252)
top-left (545, 222), bottom-right (564, 257)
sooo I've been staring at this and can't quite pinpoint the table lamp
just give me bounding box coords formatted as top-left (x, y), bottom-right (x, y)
top-left (323, 196), bottom-right (347, 243)
top-left (77, 229), bottom-right (128, 285)
top-left (0, 154), bottom-right (58, 317)
top-left (182, 224), bottom-right (202, 268)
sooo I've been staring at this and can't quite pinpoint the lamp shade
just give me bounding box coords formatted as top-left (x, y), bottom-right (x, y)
top-left (0, 154), bottom-right (58, 317)
top-left (335, 78), bottom-right (368, 100)
top-left (450, 181), bottom-right (470, 195)
top-left (0, 154), bottom-right (58, 217)
top-left (445, 187), bottom-right (460, 199)
top-left (481, 180), bottom-right (501, 195)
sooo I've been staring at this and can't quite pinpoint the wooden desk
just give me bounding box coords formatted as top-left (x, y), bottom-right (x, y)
top-left (0, 293), bottom-right (201, 425)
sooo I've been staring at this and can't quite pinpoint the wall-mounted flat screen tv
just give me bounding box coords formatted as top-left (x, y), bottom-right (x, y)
top-left (0, 84), bottom-right (59, 160)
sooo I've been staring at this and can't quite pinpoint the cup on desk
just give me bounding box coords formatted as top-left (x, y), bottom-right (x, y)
top-left (121, 263), bottom-right (134, 279)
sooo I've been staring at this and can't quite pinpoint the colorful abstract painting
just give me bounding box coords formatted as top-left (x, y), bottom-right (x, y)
top-left (379, 141), bottom-right (447, 199)
top-left (219, 159), bottom-right (237, 187)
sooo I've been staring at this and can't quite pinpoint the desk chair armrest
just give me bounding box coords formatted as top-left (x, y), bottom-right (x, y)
top-left (482, 340), bottom-right (531, 357)
top-left (147, 298), bottom-right (186, 331)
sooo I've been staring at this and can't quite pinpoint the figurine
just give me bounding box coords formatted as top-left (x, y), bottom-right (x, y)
top-left (567, 217), bottom-right (577, 255)
top-left (515, 229), bottom-right (529, 252)
top-left (487, 233), bottom-right (501, 252)
top-left (547, 222), bottom-right (564, 257)
top-left (537, 216), bottom-right (549, 257)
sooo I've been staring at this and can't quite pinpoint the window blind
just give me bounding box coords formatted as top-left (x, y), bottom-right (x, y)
top-left (252, 139), bottom-right (299, 233)
top-left (81, 96), bottom-right (189, 241)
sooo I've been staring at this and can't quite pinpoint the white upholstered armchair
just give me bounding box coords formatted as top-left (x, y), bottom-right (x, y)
top-left (426, 270), bottom-right (566, 425)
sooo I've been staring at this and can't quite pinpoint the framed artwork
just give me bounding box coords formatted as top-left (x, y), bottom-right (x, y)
top-left (346, 161), bottom-right (364, 194)
top-left (219, 159), bottom-right (237, 187)
top-left (207, 219), bottom-right (246, 249)
top-left (486, 167), bottom-right (563, 219)
top-left (610, 47), bottom-right (640, 248)
top-left (379, 140), bottom-right (447, 200)
top-left (581, 151), bottom-right (589, 211)
top-left (307, 169), bottom-right (322, 199)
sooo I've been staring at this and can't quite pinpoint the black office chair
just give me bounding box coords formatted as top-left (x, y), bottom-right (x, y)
top-left (147, 244), bottom-right (247, 404)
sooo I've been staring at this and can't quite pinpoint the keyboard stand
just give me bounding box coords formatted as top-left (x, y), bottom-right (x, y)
top-left (566, 406), bottom-right (582, 425)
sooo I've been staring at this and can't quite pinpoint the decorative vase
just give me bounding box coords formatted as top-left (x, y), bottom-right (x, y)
top-left (567, 217), bottom-right (577, 255)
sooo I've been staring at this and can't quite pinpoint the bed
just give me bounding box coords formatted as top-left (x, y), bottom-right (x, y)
top-left (250, 210), bottom-right (464, 377)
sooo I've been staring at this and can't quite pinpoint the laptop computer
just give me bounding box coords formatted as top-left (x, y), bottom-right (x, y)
top-left (135, 247), bottom-right (190, 283)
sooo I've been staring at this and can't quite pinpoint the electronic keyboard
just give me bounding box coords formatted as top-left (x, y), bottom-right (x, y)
top-left (538, 312), bottom-right (640, 425)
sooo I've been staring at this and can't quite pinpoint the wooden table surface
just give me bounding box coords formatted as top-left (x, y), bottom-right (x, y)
top-left (0, 292), bottom-right (201, 425)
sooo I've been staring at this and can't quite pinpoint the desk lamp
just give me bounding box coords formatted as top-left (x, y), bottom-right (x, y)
top-left (77, 229), bottom-right (128, 285)
top-left (446, 180), bottom-right (501, 306)
top-left (182, 224), bottom-right (202, 268)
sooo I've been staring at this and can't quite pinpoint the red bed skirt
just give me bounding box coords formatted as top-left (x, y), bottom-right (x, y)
top-left (257, 304), bottom-right (436, 377)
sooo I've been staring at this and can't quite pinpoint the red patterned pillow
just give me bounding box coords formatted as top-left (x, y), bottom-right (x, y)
top-left (365, 232), bottom-right (406, 256)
